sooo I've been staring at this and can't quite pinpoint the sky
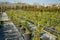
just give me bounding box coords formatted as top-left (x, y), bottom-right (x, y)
top-left (0, 0), bottom-right (60, 5)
